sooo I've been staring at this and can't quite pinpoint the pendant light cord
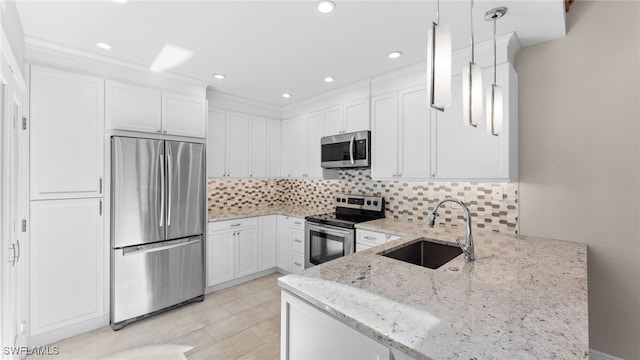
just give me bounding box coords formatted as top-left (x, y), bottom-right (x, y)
top-left (436, 0), bottom-right (440, 25)
top-left (493, 18), bottom-right (497, 84)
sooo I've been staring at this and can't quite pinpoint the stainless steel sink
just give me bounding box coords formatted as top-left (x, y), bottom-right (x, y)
top-left (379, 238), bottom-right (463, 269)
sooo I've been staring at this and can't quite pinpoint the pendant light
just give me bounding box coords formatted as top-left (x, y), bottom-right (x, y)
top-left (426, 0), bottom-right (451, 111)
top-left (462, 0), bottom-right (482, 127)
top-left (485, 7), bottom-right (507, 136)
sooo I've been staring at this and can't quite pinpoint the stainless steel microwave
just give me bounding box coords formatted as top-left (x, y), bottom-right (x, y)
top-left (321, 131), bottom-right (371, 169)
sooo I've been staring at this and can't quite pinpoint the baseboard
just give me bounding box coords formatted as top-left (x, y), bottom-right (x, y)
top-left (205, 268), bottom-right (280, 293)
top-left (590, 348), bottom-right (624, 360)
top-left (27, 315), bottom-right (106, 347)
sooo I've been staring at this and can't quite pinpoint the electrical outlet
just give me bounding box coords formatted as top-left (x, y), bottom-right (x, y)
top-left (491, 186), bottom-right (504, 201)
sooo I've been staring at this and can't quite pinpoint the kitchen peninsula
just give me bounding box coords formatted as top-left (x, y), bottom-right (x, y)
top-left (279, 218), bottom-right (588, 359)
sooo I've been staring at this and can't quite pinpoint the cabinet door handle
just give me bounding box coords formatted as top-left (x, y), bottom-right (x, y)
top-left (230, 223), bottom-right (241, 227)
top-left (294, 239), bottom-right (302, 243)
top-left (15, 240), bottom-right (20, 262)
top-left (294, 221), bottom-right (302, 225)
top-left (99, 177), bottom-right (103, 194)
top-left (293, 262), bottom-right (302, 267)
top-left (363, 236), bottom-right (376, 241)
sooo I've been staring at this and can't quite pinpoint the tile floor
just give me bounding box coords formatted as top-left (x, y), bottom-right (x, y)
top-left (29, 272), bottom-right (283, 360)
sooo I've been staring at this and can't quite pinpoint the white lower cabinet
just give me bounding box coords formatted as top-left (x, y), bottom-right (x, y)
top-left (356, 229), bottom-right (401, 252)
top-left (207, 216), bottom-right (277, 287)
top-left (29, 198), bottom-right (104, 337)
top-left (281, 291), bottom-right (391, 360)
top-left (277, 215), bottom-right (305, 273)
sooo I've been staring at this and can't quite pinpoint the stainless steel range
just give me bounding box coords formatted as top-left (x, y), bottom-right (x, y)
top-left (305, 194), bottom-right (385, 268)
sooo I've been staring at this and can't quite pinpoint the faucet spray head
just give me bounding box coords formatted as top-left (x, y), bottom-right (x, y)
top-left (426, 212), bottom-right (437, 228)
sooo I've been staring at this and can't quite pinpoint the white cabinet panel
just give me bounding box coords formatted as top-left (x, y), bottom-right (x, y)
top-left (290, 252), bottom-right (305, 273)
top-left (282, 291), bottom-right (390, 359)
top-left (280, 120), bottom-right (293, 178)
top-left (105, 80), bottom-right (161, 133)
top-left (371, 92), bottom-right (399, 179)
top-left (206, 231), bottom-right (235, 287)
top-left (267, 119), bottom-right (281, 177)
top-left (207, 109), bottom-right (227, 178)
top-left (30, 66), bottom-right (104, 200)
top-left (344, 98), bottom-right (370, 133)
top-left (235, 228), bottom-right (259, 278)
top-left (161, 92), bottom-right (206, 138)
top-left (277, 216), bottom-right (291, 272)
top-left (249, 116), bottom-right (268, 178)
top-left (291, 117), bottom-right (308, 178)
top-left (323, 106), bottom-right (342, 136)
top-left (400, 86), bottom-right (431, 179)
top-left (307, 113), bottom-right (324, 178)
top-left (30, 198), bottom-right (104, 335)
top-left (226, 112), bottom-right (250, 178)
top-left (259, 216), bottom-right (277, 270)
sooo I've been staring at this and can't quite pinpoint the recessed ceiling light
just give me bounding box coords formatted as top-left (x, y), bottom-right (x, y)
top-left (324, 77), bottom-right (334, 83)
top-left (113, 0), bottom-right (127, 3)
top-left (316, 0), bottom-right (336, 14)
top-left (213, 74), bottom-right (226, 80)
top-left (96, 42), bottom-right (112, 50)
top-left (388, 51), bottom-right (403, 59)
top-left (282, 93), bottom-right (292, 99)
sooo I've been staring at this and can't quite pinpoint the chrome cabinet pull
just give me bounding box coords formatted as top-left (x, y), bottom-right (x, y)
top-left (99, 177), bottom-right (103, 194)
top-left (230, 223), bottom-right (241, 227)
top-left (293, 262), bottom-right (302, 267)
top-left (294, 239), bottom-right (302, 243)
top-left (363, 236), bottom-right (376, 241)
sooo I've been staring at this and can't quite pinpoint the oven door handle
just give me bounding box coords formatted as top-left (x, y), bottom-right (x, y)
top-left (308, 225), bottom-right (352, 239)
top-left (349, 135), bottom-right (355, 164)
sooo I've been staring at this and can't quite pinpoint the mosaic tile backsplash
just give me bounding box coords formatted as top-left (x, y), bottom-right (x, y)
top-left (208, 170), bottom-right (519, 235)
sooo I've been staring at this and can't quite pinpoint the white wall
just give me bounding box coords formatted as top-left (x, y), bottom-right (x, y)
top-left (516, 1), bottom-right (640, 358)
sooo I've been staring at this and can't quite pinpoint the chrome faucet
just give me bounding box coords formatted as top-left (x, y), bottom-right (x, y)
top-left (426, 198), bottom-right (475, 261)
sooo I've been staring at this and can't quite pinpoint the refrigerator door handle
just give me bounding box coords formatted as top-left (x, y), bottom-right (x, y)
top-left (167, 144), bottom-right (172, 226)
top-left (122, 238), bottom-right (199, 256)
top-left (159, 153), bottom-right (165, 227)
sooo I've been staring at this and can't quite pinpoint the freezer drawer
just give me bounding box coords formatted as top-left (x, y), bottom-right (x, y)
top-left (111, 236), bottom-right (204, 328)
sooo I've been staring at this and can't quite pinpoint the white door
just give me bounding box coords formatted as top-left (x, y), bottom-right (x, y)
top-left (249, 116), bottom-right (268, 178)
top-left (291, 117), bottom-right (308, 177)
top-left (29, 198), bottom-right (104, 336)
top-left (267, 119), bottom-right (281, 177)
top-left (206, 231), bottom-right (235, 287)
top-left (434, 65), bottom-right (512, 180)
top-left (307, 113), bottom-right (324, 178)
top-left (207, 109), bottom-right (227, 177)
top-left (30, 66), bottom-right (104, 200)
top-left (259, 216), bottom-right (277, 270)
top-left (161, 92), bottom-right (206, 138)
top-left (280, 120), bottom-right (293, 178)
top-left (226, 112), bottom-right (250, 178)
top-left (400, 86), bottom-right (431, 179)
top-left (105, 80), bottom-right (161, 133)
top-left (371, 92), bottom-right (399, 179)
top-left (323, 106), bottom-right (343, 136)
top-left (235, 228), bottom-right (259, 278)
top-left (344, 98), bottom-right (370, 133)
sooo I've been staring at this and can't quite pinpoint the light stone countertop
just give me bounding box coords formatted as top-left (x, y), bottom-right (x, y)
top-left (207, 205), bottom-right (333, 222)
top-left (278, 218), bottom-right (589, 360)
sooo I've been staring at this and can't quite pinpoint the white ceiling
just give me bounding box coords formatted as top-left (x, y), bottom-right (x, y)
top-left (15, 0), bottom-right (566, 107)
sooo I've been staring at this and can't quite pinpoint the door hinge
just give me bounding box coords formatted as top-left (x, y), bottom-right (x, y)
top-left (22, 117), bottom-right (27, 130)
top-left (21, 219), bottom-right (27, 232)
top-left (99, 200), bottom-right (103, 216)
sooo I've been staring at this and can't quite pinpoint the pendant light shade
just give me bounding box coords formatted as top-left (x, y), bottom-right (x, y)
top-left (484, 7), bottom-right (507, 136)
top-left (426, 0), bottom-right (451, 111)
top-left (486, 84), bottom-right (503, 135)
top-left (462, 0), bottom-right (482, 127)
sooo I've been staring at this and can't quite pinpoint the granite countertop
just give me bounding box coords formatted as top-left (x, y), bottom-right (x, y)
top-left (207, 205), bottom-right (333, 222)
top-left (278, 218), bottom-right (589, 359)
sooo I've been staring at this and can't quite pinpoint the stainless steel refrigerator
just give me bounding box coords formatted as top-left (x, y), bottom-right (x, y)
top-left (110, 136), bottom-right (205, 330)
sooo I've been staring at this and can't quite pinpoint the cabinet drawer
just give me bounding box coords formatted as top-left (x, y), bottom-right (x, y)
top-left (208, 217), bottom-right (258, 233)
top-left (356, 229), bottom-right (388, 245)
top-left (288, 217), bottom-right (305, 229)
top-left (290, 252), bottom-right (305, 273)
top-left (290, 229), bottom-right (305, 253)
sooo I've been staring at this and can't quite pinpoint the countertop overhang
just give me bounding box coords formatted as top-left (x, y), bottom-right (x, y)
top-left (279, 218), bottom-right (589, 359)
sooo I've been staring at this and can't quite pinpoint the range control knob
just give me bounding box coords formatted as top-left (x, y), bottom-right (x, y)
top-left (373, 201), bottom-right (379, 206)
top-left (336, 197), bottom-right (341, 202)
top-left (341, 198), bottom-right (346, 203)
top-left (366, 200), bottom-right (372, 205)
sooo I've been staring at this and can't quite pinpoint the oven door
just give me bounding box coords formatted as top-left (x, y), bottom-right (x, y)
top-left (305, 222), bottom-right (355, 268)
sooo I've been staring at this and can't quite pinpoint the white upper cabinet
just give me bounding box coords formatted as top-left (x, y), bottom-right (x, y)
top-left (267, 119), bottom-right (281, 177)
top-left (291, 117), bottom-right (308, 178)
top-left (207, 109), bottom-right (227, 177)
top-left (105, 80), bottom-right (206, 138)
top-left (371, 92), bottom-right (399, 180)
top-left (281, 119), bottom-right (294, 178)
top-left (322, 106), bottom-right (343, 136)
top-left (343, 98), bottom-right (370, 133)
top-left (307, 113), bottom-right (324, 178)
top-left (249, 116), bottom-right (268, 178)
top-left (105, 81), bottom-right (161, 133)
top-left (30, 66), bottom-right (104, 200)
top-left (400, 86), bottom-right (431, 179)
top-left (433, 64), bottom-right (517, 180)
top-left (162, 92), bottom-right (207, 138)
top-left (226, 111), bottom-right (250, 178)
